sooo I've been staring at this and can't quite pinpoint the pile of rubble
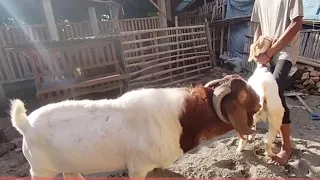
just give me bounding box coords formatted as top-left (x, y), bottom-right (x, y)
top-left (0, 126), bottom-right (29, 177)
top-left (291, 64), bottom-right (320, 95)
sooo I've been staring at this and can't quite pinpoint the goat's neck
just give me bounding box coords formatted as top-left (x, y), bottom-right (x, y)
top-left (179, 87), bottom-right (234, 152)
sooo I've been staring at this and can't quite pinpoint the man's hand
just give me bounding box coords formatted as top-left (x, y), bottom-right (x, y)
top-left (257, 53), bottom-right (271, 65)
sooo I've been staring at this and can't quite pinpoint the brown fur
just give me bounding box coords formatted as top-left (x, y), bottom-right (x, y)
top-left (178, 74), bottom-right (261, 153)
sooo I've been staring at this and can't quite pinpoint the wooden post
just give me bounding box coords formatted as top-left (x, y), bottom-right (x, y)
top-left (175, 16), bottom-right (184, 79)
top-left (227, 23), bottom-right (231, 52)
top-left (204, 0), bottom-right (207, 19)
top-left (41, 0), bottom-right (59, 41)
top-left (205, 18), bottom-right (215, 66)
top-left (0, 84), bottom-right (6, 106)
top-left (175, 16), bottom-right (178, 27)
top-left (166, 0), bottom-right (172, 22)
top-left (110, 5), bottom-right (121, 33)
top-left (156, 0), bottom-right (168, 53)
top-left (221, 0), bottom-right (225, 19)
top-left (157, 0), bottom-right (168, 28)
top-left (220, 26), bottom-right (224, 56)
top-left (88, 7), bottom-right (100, 36)
top-left (212, 27), bottom-right (216, 62)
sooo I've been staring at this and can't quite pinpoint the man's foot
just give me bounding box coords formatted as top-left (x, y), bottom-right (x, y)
top-left (267, 148), bottom-right (292, 166)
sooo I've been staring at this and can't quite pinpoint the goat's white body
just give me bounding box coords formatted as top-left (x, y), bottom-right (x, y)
top-left (237, 64), bottom-right (285, 157)
top-left (11, 88), bottom-right (189, 178)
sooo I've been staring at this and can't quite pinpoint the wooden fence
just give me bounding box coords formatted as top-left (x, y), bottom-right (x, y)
top-left (121, 24), bottom-right (213, 89)
top-left (299, 29), bottom-right (320, 61)
top-left (0, 17), bottom-right (158, 84)
top-left (242, 22), bottom-right (320, 72)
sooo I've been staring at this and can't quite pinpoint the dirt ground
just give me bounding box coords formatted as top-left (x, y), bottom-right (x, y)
top-left (0, 67), bottom-right (320, 178)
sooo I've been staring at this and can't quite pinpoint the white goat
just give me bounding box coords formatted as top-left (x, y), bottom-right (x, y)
top-left (236, 36), bottom-right (285, 157)
top-left (10, 75), bottom-right (261, 180)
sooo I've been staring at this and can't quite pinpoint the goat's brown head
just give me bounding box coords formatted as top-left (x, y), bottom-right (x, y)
top-left (204, 74), bottom-right (261, 136)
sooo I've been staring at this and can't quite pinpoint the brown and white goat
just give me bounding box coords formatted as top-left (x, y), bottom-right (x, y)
top-left (10, 74), bottom-right (261, 180)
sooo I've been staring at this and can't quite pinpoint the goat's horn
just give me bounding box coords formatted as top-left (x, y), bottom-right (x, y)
top-left (204, 79), bottom-right (223, 88)
top-left (211, 85), bottom-right (232, 124)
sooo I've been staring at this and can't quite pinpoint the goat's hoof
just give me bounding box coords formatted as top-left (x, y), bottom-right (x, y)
top-left (236, 146), bottom-right (243, 153)
top-left (264, 151), bottom-right (276, 157)
top-left (248, 134), bottom-right (255, 141)
top-left (270, 143), bottom-right (275, 149)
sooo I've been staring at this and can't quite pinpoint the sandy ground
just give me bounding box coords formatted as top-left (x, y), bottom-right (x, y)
top-left (0, 67), bottom-right (320, 178)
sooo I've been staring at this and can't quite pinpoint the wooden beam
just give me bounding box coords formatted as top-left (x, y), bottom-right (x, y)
top-left (205, 18), bottom-right (215, 66)
top-left (41, 0), bottom-right (59, 41)
top-left (148, 0), bottom-right (168, 19)
top-left (0, 84), bottom-right (6, 106)
top-left (109, 5), bottom-right (120, 33)
top-left (157, 0), bottom-right (168, 28)
top-left (88, 7), bottom-right (100, 36)
top-left (166, 0), bottom-right (172, 21)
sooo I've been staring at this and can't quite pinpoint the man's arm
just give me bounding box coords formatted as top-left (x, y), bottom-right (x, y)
top-left (253, 24), bottom-right (262, 43)
top-left (266, 16), bottom-right (303, 58)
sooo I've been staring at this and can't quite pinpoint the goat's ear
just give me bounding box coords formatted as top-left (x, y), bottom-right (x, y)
top-left (237, 89), bottom-right (248, 105)
top-left (226, 100), bottom-right (254, 136)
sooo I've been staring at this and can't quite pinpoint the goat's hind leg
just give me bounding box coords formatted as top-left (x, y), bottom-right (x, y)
top-left (30, 168), bottom-right (58, 180)
top-left (264, 115), bottom-right (283, 157)
top-left (63, 173), bottom-right (86, 180)
top-left (128, 160), bottom-right (156, 180)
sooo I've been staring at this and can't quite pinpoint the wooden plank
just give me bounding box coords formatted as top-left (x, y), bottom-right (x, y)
top-left (131, 60), bottom-right (210, 82)
top-left (130, 55), bottom-right (210, 77)
top-left (125, 44), bottom-right (208, 63)
top-left (122, 31), bottom-right (206, 45)
top-left (312, 32), bottom-right (320, 59)
top-left (205, 19), bottom-right (214, 65)
top-left (124, 37), bottom-right (207, 54)
top-left (305, 32), bottom-right (314, 58)
top-left (220, 26), bottom-right (224, 56)
top-left (130, 66), bottom-right (211, 87)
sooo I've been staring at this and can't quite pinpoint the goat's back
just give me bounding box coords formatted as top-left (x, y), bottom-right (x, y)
top-left (22, 88), bottom-right (188, 174)
top-left (248, 67), bottom-right (283, 111)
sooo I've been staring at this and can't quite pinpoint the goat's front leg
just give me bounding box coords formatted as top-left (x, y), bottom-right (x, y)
top-left (236, 136), bottom-right (247, 153)
top-left (236, 114), bottom-right (259, 152)
top-left (248, 113), bottom-right (260, 141)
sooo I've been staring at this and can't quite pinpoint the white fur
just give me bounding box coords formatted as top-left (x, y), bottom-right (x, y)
top-left (10, 88), bottom-right (191, 179)
top-left (236, 64), bottom-right (285, 157)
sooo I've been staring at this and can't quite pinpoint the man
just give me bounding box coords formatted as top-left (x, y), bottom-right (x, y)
top-left (250, 0), bottom-right (304, 165)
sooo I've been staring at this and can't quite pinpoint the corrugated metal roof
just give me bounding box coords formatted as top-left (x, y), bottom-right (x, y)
top-left (174, 0), bottom-right (194, 11)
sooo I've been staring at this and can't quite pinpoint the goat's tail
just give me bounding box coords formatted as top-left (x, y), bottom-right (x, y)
top-left (261, 81), bottom-right (268, 108)
top-left (10, 99), bottom-right (29, 135)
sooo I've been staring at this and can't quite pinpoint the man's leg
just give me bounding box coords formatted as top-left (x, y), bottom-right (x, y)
top-left (269, 59), bottom-right (293, 166)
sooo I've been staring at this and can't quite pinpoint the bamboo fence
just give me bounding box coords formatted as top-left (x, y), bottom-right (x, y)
top-left (121, 24), bottom-right (213, 89)
top-left (0, 17), bottom-right (158, 84)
